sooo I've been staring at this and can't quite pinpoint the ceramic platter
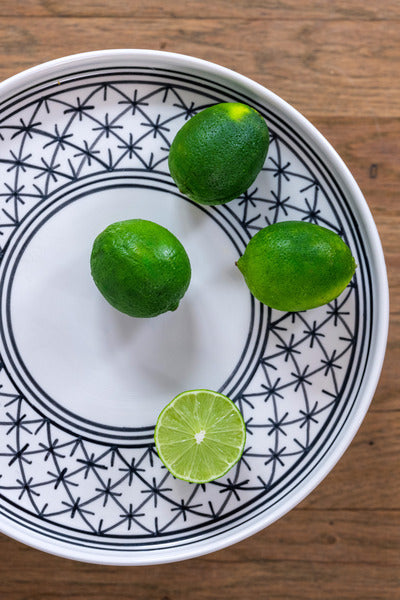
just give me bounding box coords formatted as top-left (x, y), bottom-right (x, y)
top-left (0, 50), bottom-right (388, 564)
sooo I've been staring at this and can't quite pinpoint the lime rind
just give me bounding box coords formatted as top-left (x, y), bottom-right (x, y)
top-left (154, 389), bottom-right (246, 484)
top-left (90, 219), bottom-right (192, 318)
top-left (237, 221), bottom-right (357, 312)
top-left (168, 102), bottom-right (269, 206)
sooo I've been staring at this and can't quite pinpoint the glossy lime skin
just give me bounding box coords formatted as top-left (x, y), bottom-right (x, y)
top-left (90, 219), bottom-right (191, 318)
top-left (168, 102), bottom-right (269, 205)
top-left (237, 221), bottom-right (357, 312)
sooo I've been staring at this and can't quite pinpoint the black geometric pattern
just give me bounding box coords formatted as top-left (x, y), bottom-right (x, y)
top-left (0, 67), bottom-right (368, 554)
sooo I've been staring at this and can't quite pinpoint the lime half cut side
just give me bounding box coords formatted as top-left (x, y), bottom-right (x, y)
top-left (154, 390), bottom-right (246, 484)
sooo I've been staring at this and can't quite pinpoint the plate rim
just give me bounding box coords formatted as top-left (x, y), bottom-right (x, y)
top-left (0, 49), bottom-right (389, 565)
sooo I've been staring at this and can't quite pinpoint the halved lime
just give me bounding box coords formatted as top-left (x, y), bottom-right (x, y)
top-left (154, 390), bottom-right (246, 483)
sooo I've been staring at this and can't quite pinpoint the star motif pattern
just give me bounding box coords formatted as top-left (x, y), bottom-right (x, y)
top-left (0, 70), bottom-right (365, 551)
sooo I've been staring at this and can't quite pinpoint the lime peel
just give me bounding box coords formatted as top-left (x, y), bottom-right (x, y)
top-left (168, 102), bottom-right (269, 206)
top-left (237, 221), bottom-right (357, 312)
top-left (90, 219), bottom-right (191, 318)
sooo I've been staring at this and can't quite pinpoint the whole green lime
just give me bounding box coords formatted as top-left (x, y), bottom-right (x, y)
top-left (90, 219), bottom-right (191, 318)
top-left (236, 221), bottom-right (356, 312)
top-left (168, 102), bottom-right (269, 205)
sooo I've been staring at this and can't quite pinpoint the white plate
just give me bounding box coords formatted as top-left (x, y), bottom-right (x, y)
top-left (0, 50), bottom-right (388, 564)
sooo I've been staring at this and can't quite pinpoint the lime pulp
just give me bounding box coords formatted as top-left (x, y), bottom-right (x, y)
top-left (154, 390), bottom-right (246, 483)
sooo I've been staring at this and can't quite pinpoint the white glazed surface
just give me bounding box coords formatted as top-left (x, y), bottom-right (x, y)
top-left (0, 50), bottom-right (388, 564)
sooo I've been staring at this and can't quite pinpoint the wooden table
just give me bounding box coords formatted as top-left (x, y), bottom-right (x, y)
top-left (0, 2), bottom-right (398, 598)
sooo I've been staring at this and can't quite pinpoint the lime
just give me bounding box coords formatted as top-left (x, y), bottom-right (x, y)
top-left (236, 221), bottom-right (356, 312)
top-left (154, 390), bottom-right (246, 483)
top-left (90, 219), bottom-right (191, 318)
top-left (168, 102), bottom-right (269, 205)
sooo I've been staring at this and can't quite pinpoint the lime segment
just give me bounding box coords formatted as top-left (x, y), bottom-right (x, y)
top-left (154, 390), bottom-right (246, 483)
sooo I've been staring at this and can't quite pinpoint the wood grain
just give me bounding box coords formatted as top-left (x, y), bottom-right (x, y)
top-left (0, 2), bottom-right (398, 599)
top-left (3, 0), bottom-right (400, 19)
top-left (0, 18), bottom-right (399, 117)
top-left (299, 409), bottom-right (400, 510)
top-left (0, 508), bottom-right (398, 600)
